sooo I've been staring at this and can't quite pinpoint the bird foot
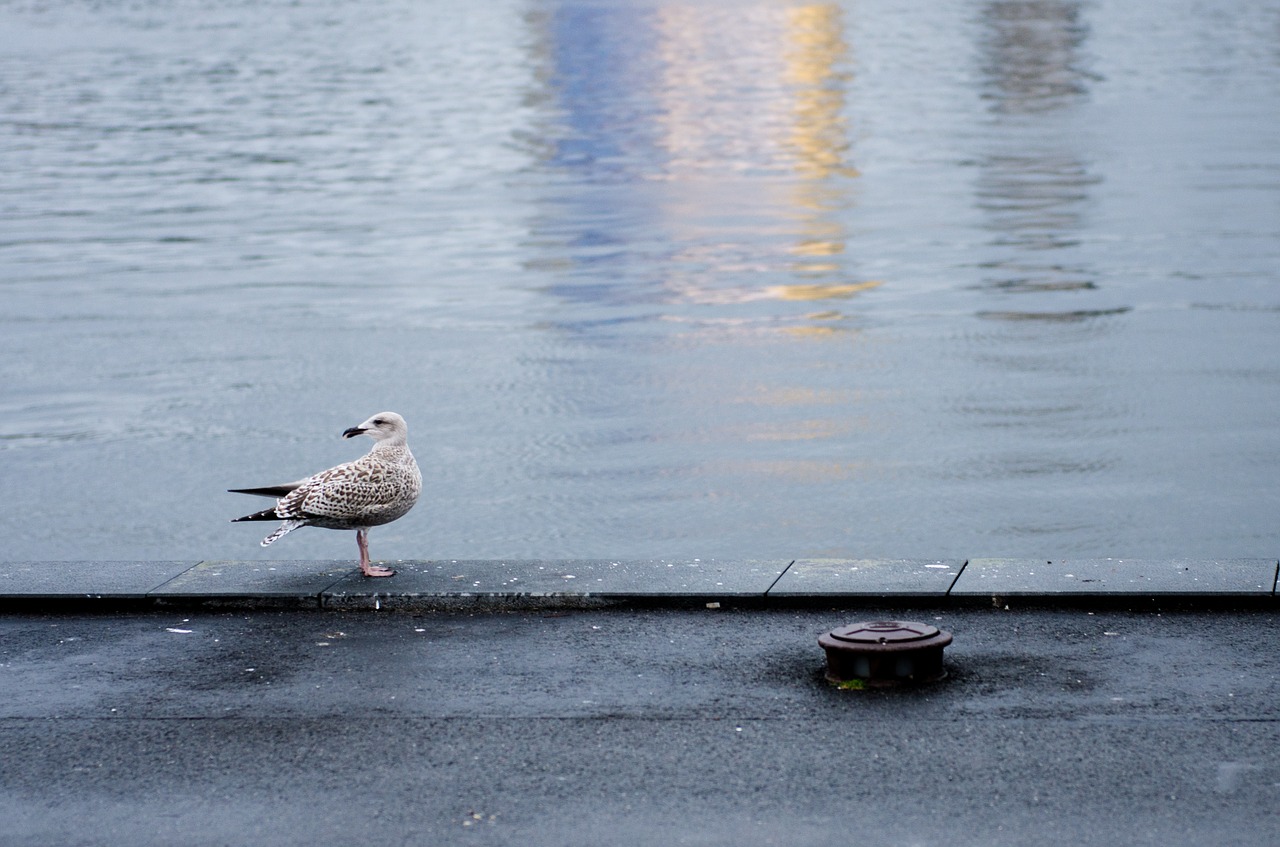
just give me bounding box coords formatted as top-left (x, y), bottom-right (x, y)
top-left (361, 563), bottom-right (396, 578)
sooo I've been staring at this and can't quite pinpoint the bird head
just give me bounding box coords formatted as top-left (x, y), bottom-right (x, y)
top-left (342, 412), bottom-right (409, 445)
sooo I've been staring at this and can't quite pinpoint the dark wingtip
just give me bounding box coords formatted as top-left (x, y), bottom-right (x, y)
top-left (229, 485), bottom-right (298, 498)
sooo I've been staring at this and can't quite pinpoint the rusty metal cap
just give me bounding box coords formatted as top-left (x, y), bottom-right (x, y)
top-left (818, 620), bottom-right (953, 653)
top-left (819, 620), bottom-right (954, 687)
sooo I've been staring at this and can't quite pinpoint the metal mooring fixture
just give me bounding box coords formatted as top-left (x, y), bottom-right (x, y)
top-left (819, 620), bottom-right (953, 687)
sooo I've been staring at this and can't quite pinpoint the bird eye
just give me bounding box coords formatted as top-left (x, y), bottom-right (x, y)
top-left (373, 418), bottom-right (386, 426)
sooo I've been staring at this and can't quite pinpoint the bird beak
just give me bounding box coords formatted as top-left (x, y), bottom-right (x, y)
top-left (341, 426), bottom-right (365, 439)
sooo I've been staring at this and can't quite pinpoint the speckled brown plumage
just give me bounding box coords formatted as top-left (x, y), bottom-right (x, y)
top-left (231, 412), bottom-right (421, 577)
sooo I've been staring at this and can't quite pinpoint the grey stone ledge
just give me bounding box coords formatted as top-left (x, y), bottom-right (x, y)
top-left (0, 558), bottom-right (1275, 609)
top-left (322, 558), bottom-right (789, 609)
top-left (950, 558), bottom-right (1279, 597)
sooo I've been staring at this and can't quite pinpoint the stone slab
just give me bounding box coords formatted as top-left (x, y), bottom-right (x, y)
top-left (950, 558), bottom-right (1278, 597)
top-left (149, 560), bottom-right (353, 599)
top-left (322, 558), bottom-right (790, 608)
top-left (767, 558), bottom-right (964, 597)
top-left (0, 560), bottom-right (194, 598)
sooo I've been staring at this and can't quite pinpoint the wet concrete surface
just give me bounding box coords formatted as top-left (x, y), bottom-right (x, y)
top-left (1, 607), bottom-right (1277, 846)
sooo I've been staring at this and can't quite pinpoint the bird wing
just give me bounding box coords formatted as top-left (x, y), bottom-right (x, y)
top-left (276, 454), bottom-right (413, 526)
top-left (273, 461), bottom-right (366, 520)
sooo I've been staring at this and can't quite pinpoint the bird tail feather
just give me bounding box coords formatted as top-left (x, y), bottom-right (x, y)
top-left (231, 507), bottom-right (280, 523)
top-left (261, 520), bottom-right (305, 547)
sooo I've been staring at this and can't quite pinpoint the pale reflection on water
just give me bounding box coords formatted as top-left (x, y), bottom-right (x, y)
top-left (1, 0), bottom-right (1278, 562)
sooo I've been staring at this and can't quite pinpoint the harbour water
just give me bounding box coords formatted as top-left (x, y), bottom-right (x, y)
top-left (2, 0), bottom-right (1278, 562)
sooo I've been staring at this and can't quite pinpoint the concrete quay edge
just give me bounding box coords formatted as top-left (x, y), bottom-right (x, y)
top-left (0, 557), bottom-right (1276, 611)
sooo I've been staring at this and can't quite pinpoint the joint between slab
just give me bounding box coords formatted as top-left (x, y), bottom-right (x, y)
top-left (945, 559), bottom-right (969, 596)
top-left (145, 561), bottom-right (207, 596)
top-left (762, 561), bottom-right (796, 598)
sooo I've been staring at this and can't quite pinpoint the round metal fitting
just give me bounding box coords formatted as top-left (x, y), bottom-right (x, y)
top-left (819, 620), bottom-right (953, 687)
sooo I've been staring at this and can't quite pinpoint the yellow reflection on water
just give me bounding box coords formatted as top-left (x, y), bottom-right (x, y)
top-left (650, 3), bottom-right (867, 328)
top-left (782, 323), bottom-right (851, 339)
top-left (785, 3), bottom-right (858, 181)
top-left (791, 233), bottom-right (845, 256)
top-left (766, 280), bottom-right (881, 300)
top-left (784, 4), bottom-right (857, 287)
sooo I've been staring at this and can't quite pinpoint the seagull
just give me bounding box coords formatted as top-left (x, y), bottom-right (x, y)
top-left (230, 412), bottom-right (422, 578)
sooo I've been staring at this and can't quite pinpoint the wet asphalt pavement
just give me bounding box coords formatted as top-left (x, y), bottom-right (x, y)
top-left (2, 606), bottom-right (1277, 846)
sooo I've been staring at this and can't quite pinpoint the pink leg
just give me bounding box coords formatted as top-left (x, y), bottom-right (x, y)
top-left (357, 529), bottom-right (395, 578)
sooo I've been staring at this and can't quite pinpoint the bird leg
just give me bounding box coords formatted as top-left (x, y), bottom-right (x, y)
top-left (356, 528), bottom-right (395, 578)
